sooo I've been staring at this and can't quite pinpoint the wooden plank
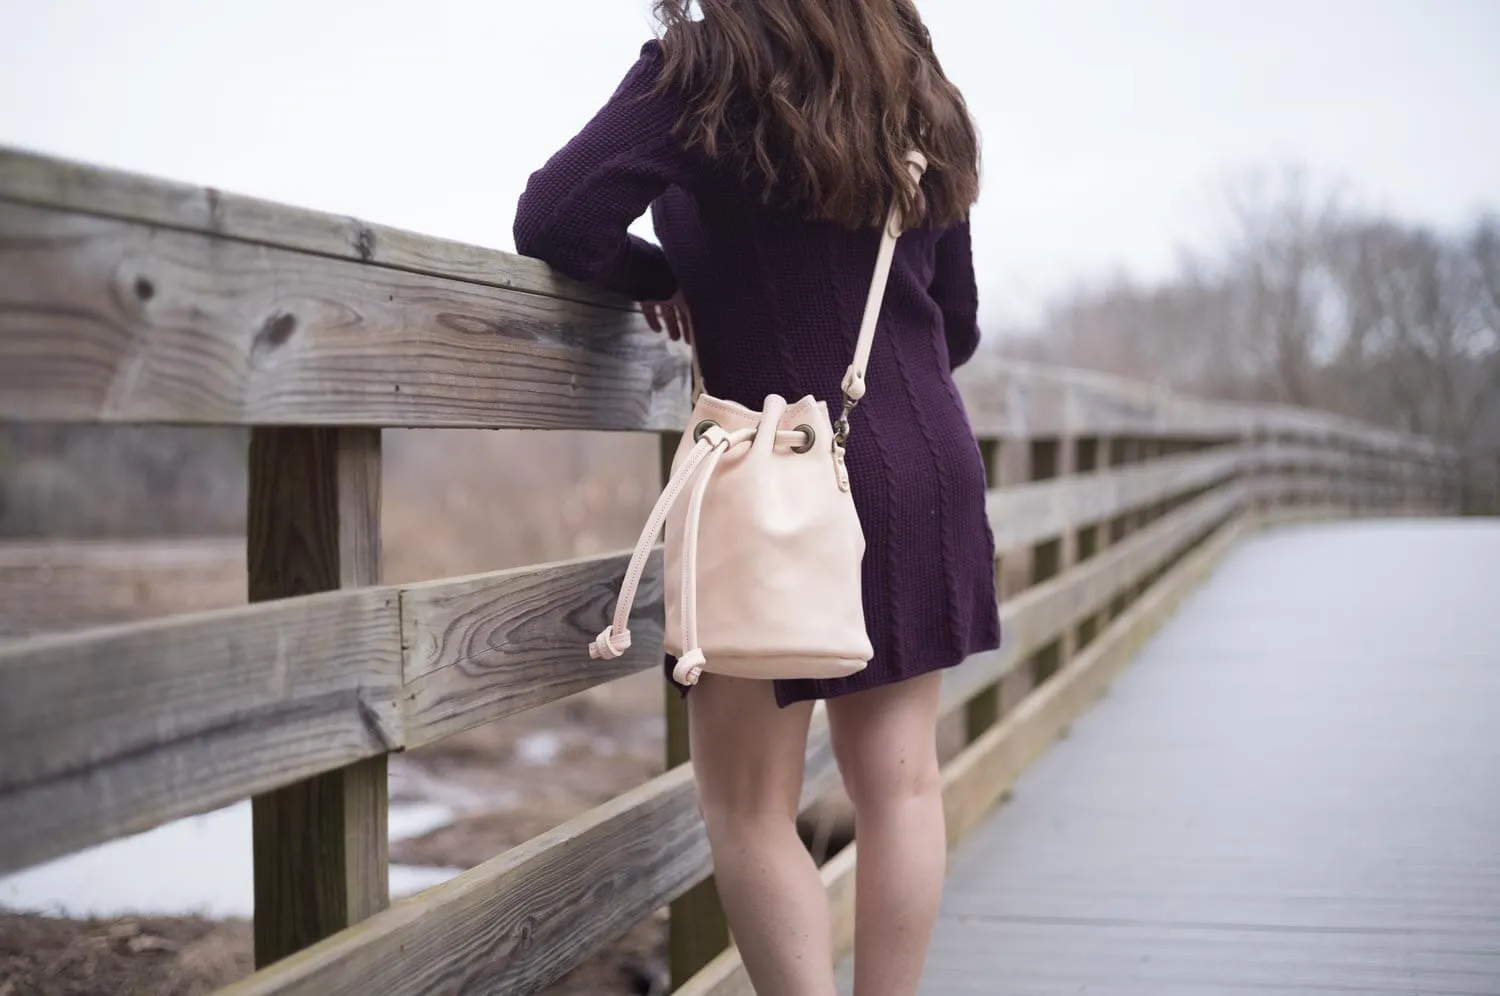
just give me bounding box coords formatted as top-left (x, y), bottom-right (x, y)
top-left (965, 436), bottom-right (1008, 741)
top-left (1255, 475), bottom-right (1365, 507)
top-left (918, 520), bottom-right (1493, 996)
top-left (956, 359), bottom-right (1250, 440)
top-left (0, 588), bottom-right (401, 876)
top-left (249, 427), bottom-right (391, 965)
top-left (942, 483), bottom-right (1243, 715)
top-left (219, 704), bottom-right (843, 996)
top-left (399, 550), bottom-right (666, 749)
top-left (987, 445), bottom-right (1244, 555)
top-left (1, 147), bottom-right (1452, 463)
top-left (0, 200), bottom-right (691, 429)
top-left (944, 514), bottom-right (1248, 845)
top-left (1250, 443), bottom-right (1355, 475)
top-left (221, 763), bottom-right (707, 996)
top-left (679, 514), bottom-right (1251, 996)
top-left (955, 357), bottom-right (1452, 462)
top-left (0, 144), bottom-right (626, 310)
top-left (1253, 505), bottom-right (1359, 530)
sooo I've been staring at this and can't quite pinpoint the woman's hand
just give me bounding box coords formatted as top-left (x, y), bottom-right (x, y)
top-left (642, 290), bottom-right (694, 343)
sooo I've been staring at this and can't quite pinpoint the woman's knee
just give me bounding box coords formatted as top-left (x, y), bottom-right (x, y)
top-left (694, 781), bottom-right (800, 843)
top-left (687, 675), bottom-right (811, 834)
top-left (833, 732), bottom-right (942, 814)
top-left (828, 676), bottom-right (944, 813)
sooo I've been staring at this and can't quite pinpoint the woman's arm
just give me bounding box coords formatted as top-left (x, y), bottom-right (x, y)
top-left (512, 41), bottom-right (691, 301)
top-left (928, 220), bottom-right (982, 370)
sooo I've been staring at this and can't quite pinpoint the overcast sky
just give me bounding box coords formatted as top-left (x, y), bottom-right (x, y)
top-left (2, 0), bottom-right (1495, 326)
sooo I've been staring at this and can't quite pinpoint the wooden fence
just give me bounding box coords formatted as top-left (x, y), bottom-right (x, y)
top-left (0, 145), bottom-right (1462, 994)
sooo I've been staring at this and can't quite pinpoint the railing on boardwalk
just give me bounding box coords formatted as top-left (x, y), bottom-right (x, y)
top-left (0, 145), bottom-right (1462, 994)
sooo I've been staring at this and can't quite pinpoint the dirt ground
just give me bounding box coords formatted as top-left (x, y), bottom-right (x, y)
top-left (0, 913), bottom-right (251, 996)
top-left (0, 911), bottom-right (668, 996)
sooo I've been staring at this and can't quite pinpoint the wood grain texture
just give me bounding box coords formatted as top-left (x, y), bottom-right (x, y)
top-left (220, 764), bottom-right (707, 996)
top-left (248, 426), bottom-right (391, 965)
top-left (0, 588), bottom-right (401, 875)
top-left (0, 144), bottom-right (626, 309)
top-left (943, 483), bottom-right (1244, 715)
top-left (0, 201), bottom-right (691, 429)
top-left (400, 551), bottom-right (666, 749)
top-left (0, 145), bottom-right (1452, 461)
top-left (987, 445), bottom-right (1245, 556)
top-left (219, 706), bottom-right (843, 996)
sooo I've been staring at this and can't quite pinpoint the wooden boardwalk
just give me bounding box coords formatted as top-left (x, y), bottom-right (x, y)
top-left (1, 144), bottom-right (1467, 994)
top-left (845, 518), bottom-right (1500, 995)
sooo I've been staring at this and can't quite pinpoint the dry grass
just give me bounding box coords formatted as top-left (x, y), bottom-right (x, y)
top-left (0, 429), bottom-right (661, 635)
top-left (380, 428), bottom-right (658, 582)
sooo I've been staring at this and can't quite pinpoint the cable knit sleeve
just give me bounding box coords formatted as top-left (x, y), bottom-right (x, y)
top-left (928, 220), bottom-right (982, 370)
top-left (512, 41), bottom-right (690, 301)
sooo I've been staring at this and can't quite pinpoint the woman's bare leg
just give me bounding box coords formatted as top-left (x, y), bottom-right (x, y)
top-left (827, 671), bottom-right (946, 996)
top-left (687, 674), bottom-right (837, 995)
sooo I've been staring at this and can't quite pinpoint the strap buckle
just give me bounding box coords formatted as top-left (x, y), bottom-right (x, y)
top-left (833, 393), bottom-right (859, 448)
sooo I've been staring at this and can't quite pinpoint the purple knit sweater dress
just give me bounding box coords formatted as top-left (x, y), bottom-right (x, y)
top-left (514, 41), bottom-right (1001, 706)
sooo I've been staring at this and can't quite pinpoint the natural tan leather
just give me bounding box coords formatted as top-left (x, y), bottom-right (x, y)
top-left (590, 152), bottom-right (928, 685)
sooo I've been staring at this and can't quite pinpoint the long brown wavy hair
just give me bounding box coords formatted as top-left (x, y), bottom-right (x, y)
top-left (653, 0), bottom-right (981, 230)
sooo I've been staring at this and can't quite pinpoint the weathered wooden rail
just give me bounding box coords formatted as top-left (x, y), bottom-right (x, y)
top-left (0, 145), bottom-right (1462, 994)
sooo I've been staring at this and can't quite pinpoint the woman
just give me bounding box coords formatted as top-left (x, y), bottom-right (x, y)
top-left (514, 2), bottom-right (999, 993)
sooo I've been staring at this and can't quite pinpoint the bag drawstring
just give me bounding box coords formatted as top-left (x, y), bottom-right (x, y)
top-left (588, 423), bottom-right (811, 686)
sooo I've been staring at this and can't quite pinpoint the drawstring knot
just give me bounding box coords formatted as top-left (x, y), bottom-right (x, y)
top-left (587, 421), bottom-right (802, 683)
top-left (589, 625), bottom-right (631, 660)
top-left (672, 648), bottom-right (706, 686)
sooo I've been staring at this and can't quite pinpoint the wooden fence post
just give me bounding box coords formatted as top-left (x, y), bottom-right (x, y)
top-left (1028, 432), bottom-right (1074, 683)
top-left (248, 427), bottom-right (388, 966)
top-left (1109, 437), bottom-right (1139, 618)
top-left (1133, 439), bottom-right (1161, 599)
top-left (660, 430), bottom-right (731, 988)
top-left (965, 436), bottom-right (1006, 741)
top-left (1073, 437), bottom-right (1101, 650)
top-left (1245, 420), bottom-right (1264, 525)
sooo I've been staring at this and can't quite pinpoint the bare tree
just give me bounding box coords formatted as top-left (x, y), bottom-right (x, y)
top-left (996, 165), bottom-right (1499, 511)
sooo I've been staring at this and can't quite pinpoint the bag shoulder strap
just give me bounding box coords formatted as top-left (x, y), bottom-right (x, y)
top-left (689, 150), bottom-right (929, 416)
top-left (840, 150), bottom-right (929, 411)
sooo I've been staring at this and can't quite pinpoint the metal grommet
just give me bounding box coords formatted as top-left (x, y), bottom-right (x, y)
top-left (693, 419), bottom-right (718, 442)
top-left (791, 424), bottom-right (816, 454)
